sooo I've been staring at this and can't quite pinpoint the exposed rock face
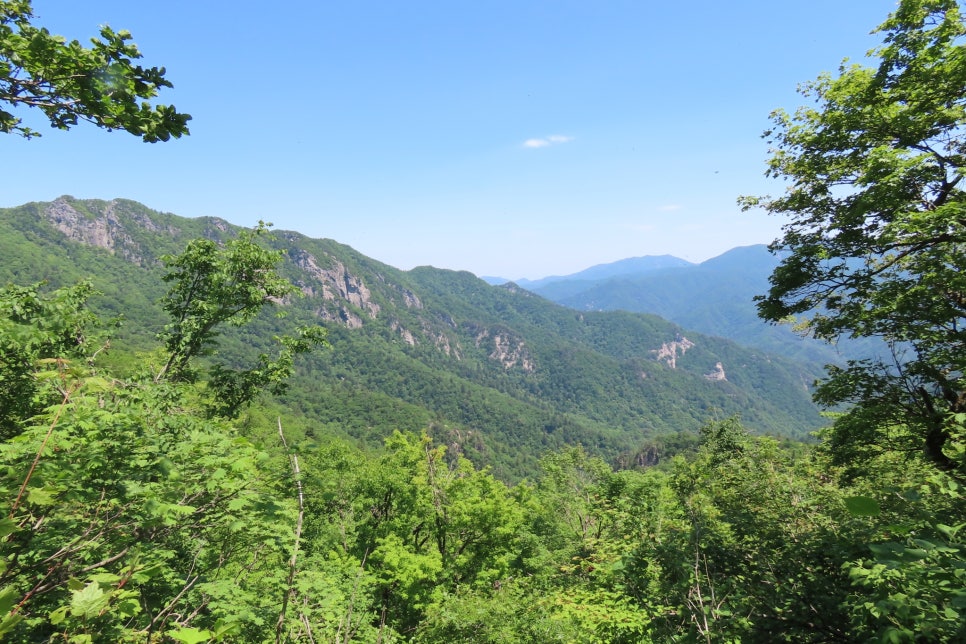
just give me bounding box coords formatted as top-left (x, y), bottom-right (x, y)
top-left (316, 305), bottom-right (363, 329)
top-left (400, 288), bottom-right (422, 309)
top-left (389, 320), bottom-right (418, 346)
top-left (417, 319), bottom-right (461, 359)
top-left (293, 250), bottom-right (381, 326)
top-left (437, 312), bottom-right (457, 329)
top-left (43, 198), bottom-right (146, 265)
top-left (704, 361), bottom-right (727, 381)
top-left (127, 208), bottom-right (167, 233)
top-left (499, 282), bottom-right (533, 297)
top-left (434, 333), bottom-right (461, 359)
top-left (491, 333), bottom-right (534, 372)
top-left (474, 328), bottom-right (534, 372)
top-left (429, 424), bottom-right (486, 463)
top-left (620, 444), bottom-right (661, 468)
top-left (205, 218), bottom-right (230, 233)
top-left (652, 335), bottom-right (694, 369)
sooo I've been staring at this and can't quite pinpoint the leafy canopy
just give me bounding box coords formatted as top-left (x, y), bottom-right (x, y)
top-left (156, 222), bottom-right (328, 417)
top-left (0, 280), bottom-right (99, 440)
top-left (0, 226), bottom-right (327, 641)
top-left (0, 0), bottom-right (189, 141)
top-left (741, 0), bottom-right (966, 474)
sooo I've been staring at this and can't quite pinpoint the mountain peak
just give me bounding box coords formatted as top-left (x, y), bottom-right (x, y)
top-left (505, 254), bottom-right (695, 290)
top-left (1, 196), bottom-right (826, 479)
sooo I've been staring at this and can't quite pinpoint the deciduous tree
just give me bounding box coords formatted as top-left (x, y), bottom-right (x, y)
top-left (0, 0), bottom-right (189, 140)
top-left (156, 222), bottom-right (328, 417)
top-left (742, 0), bottom-right (966, 473)
top-left (0, 280), bottom-right (99, 439)
top-left (0, 227), bottom-right (325, 641)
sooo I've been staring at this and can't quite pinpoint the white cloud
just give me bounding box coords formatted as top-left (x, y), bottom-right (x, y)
top-left (523, 134), bottom-right (573, 149)
top-left (658, 204), bottom-right (683, 212)
top-left (523, 138), bottom-right (551, 148)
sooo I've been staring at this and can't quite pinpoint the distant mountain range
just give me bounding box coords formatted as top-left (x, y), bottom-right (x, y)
top-left (483, 254), bottom-right (695, 290)
top-left (499, 245), bottom-right (875, 369)
top-left (1, 197), bottom-right (827, 480)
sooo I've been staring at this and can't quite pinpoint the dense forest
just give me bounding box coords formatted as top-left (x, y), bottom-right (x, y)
top-left (3, 0), bottom-right (966, 641)
top-left (2, 234), bottom-right (962, 643)
top-left (524, 245), bottom-right (886, 370)
top-left (0, 194), bottom-right (827, 482)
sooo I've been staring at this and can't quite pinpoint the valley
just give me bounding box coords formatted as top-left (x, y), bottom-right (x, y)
top-left (0, 196), bottom-right (826, 480)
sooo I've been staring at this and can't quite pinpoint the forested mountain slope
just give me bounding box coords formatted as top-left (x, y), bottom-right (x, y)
top-left (4, 1), bottom-right (964, 639)
top-left (498, 253), bottom-right (695, 289)
top-left (528, 245), bottom-right (880, 368)
top-left (0, 197), bottom-right (825, 479)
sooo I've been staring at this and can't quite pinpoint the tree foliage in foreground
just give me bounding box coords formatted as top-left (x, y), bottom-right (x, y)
top-left (0, 226), bottom-right (325, 641)
top-left (2, 0), bottom-right (965, 640)
top-left (0, 279), bottom-right (98, 440)
top-left (0, 268), bottom-right (963, 641)
top-left (0, 0), bottom-right (190, 140)
top-left (742, 0), bottom-right (966, 475)
top-left (155, 222), bottom-right (328, 418)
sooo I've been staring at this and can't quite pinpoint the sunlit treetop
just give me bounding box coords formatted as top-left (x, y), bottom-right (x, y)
top-left (0, 0), bottom-right (190, 141)
top-left (742, 0), bottom-right (966, 473)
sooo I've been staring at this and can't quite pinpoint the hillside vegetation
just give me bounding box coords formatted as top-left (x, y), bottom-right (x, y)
top-left (2, 0), bottom-right (965, 639)
top-left (528, 245), bottom-right (885, 370)
top-left (0, 197), bottom-right (825, 480)
top-left (0, 222), bottom-right (961, 642)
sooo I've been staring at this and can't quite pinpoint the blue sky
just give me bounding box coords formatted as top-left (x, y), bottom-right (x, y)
top-left (4, 1), bottom-right (896, 279)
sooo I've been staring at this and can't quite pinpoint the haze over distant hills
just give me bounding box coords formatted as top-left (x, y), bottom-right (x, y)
top-left (504, 245), bottom-right (872, 369)
top-left (1, 197), bottom-right (827, 480)
top-left (483, 255), bottom-right (696, 290)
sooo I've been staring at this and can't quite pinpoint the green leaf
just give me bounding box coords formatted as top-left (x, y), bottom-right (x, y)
top-left (212, 619), bottom-right (242, 638)
top-left (69, 581), bottom-right (109, 619)
top-left (48, 605), bottom-right (69, 626)
top-left (936, 523), bottom-right (964, 540)
top-left (0, 585), bottom-right (19, 615)
top-left (883, 523), bottom-right (914, 536)
top-left (845, 495), bottom-right (881, 517)
top-left (117, 598), bottom-right (141, 617)
top-left (26, 486), bottom-right (56, 506)
top-left (81, 376), bottom-right (114, 392)
top-left (0, 612), bottom-right (24, 637)
top-left (167, 627), bottom-right (214, 643)
top-left (0, 518), bottom-right (16, 539)
top-left (131, 563), bottom-right (165, 582)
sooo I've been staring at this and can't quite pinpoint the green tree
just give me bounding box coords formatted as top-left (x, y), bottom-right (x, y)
top-left (841, 460), bottom-right (966, 642)
top-left (741, 0), bottom-right (966, 473)
top-left (655, 419), bottom-right (861, 642)
top-left (0, 283), bottom-right (292, 641)
top-left (156, 222), bottom-right (328, 417)
top-left (0, 281), bottom-right (100, 439)
top-left (0, 0), bottom-right (189, 140)
top-left (0, 227), bottom-right (325, 641)
top-left (301, 432), bottom-right (528, 639)
top-left (523, 448), bottom-right (662, 643)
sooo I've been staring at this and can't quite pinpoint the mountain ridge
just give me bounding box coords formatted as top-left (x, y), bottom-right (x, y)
top-left (0, 196), bottom-right (826, 479)
top-left (483, 253), bottom-right (696, 288)
top-left (522, 244), bottom-right (879, 368)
